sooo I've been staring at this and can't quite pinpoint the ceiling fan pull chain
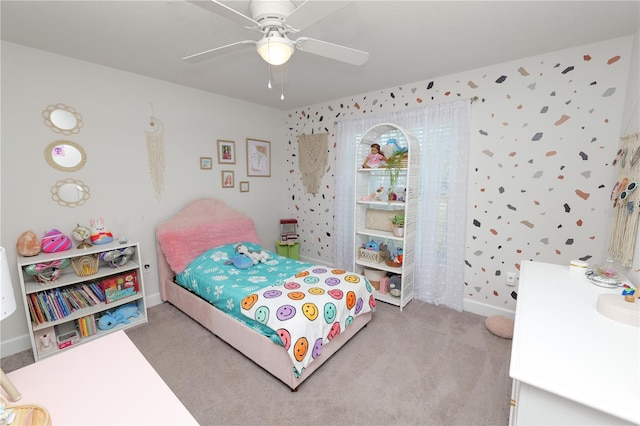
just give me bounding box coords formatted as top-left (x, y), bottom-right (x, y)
top-left (267, 63), bottom-right (272, 89)
top-left (280, 66), bottom-right (285, 100)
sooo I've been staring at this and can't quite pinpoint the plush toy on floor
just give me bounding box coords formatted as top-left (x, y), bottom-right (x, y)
top-left (485, 315), bottom-right (514, 339)
top-left (97, 303), bottom-right (140, 330)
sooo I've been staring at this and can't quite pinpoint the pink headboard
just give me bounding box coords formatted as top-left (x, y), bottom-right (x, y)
top-left (156, 199), bottom-right (260, 299)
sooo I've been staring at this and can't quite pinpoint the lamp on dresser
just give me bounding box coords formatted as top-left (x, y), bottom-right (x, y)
top-left (0, 246), bottom-right (22, 401)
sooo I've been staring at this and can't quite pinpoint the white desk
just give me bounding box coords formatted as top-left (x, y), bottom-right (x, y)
top-left (509, 261), bottom-right (639, 425)
top-left (3, 331), bottom-right (197, 425)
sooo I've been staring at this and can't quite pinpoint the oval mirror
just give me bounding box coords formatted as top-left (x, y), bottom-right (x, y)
top-left (51, 178), bottom-right (90, 207)
top-left (43, 104), bottom-right (83, 135)
top-left (44, 140), bottom-right (87, 172)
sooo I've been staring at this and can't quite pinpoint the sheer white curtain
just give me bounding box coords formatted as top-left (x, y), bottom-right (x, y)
top-left (334, 100), bottom-right (470, 311)
top-left (414, 101), bottom-right (470, 311)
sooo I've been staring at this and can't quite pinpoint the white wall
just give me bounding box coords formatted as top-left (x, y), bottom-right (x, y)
top-left (1, 42), bottom-right (287, 355)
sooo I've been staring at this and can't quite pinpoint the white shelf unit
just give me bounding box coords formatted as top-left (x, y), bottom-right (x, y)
top-left (353, 123), bottom-right (420, 310)
top-left (16, 240), bottom-right (148, 361)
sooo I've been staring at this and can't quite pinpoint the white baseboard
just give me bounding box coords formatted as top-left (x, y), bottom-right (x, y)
top-left (463, 298), bottom-right (515, 320)
top-left (299, 254), bottom-right (328, 266)
top-left (0, 334), bottom-right (31, 359)
top-left (1, 292), bottom-right (165, 359)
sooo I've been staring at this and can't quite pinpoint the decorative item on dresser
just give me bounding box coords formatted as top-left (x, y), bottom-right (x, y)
top-left (354, 123), bottom-right (419, 310)
top-left (16, 240), bottom-right (147, 361)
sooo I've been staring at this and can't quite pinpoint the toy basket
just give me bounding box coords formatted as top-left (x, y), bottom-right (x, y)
top-left (71, 254), bottom-right (99, 277)
top-left (386, 259), bottom-right (402, 268)
top-left (358, 248), bottom-right (382, 264)
top-left (0, 395), bottom-right (51, 426)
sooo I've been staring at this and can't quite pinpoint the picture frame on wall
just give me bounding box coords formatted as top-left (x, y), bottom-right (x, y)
top-left (221, 170), bottom-right (234, 188)
top-left (200, 157), bottom-right (212, 170)
top-left (217, 140), bottom-right (235, 164)
top-left (239, 181), bottom-right (250, 192)
top-left (246, 138), bottom-right (270, 177)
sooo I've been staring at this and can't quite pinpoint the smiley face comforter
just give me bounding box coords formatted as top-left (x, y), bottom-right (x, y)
top-left (175, 242), bottom-right (376, 377)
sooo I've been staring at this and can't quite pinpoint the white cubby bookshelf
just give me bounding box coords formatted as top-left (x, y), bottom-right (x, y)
top-left (16, 240), bottom-right (147, 361)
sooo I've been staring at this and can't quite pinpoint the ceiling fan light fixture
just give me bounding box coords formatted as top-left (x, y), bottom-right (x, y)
top-left (256, 36), bottom-right (295, 66)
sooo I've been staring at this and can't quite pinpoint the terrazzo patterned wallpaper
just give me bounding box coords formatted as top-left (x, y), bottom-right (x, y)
top-left (284, 36), bottom-right (633, 315)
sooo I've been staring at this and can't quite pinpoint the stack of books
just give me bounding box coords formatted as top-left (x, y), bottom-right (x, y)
top-left (27, 283), bottom-right (105, 325)
top-left (77, 314), bottom-right (97, 337)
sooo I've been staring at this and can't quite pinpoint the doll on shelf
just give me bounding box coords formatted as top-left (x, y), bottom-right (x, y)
top-left (362, 143), bottom-right (387, 168)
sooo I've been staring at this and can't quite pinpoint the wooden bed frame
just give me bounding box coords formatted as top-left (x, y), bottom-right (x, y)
top-left (155, 199), bottom-right (372, 390)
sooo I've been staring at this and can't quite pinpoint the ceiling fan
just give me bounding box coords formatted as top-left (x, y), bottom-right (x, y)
top-left (183, 0), bottom-right (369, 67)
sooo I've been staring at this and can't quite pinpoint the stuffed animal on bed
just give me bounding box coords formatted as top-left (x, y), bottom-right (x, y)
top-left (235, 243), bottom-right (269, 265)
top-left (226, 253), bottom-right (254, 269)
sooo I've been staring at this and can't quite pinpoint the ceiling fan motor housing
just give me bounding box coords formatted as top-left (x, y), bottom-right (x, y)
top-left (250, 0), bottom-right (295, 30)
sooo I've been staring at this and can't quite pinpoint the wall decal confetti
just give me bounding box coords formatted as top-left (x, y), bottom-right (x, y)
top-left (283, 37), bottom-right (631, 313)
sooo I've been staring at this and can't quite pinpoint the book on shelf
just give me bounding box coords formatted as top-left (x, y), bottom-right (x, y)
top-left (28, 283), bottom-right (106, 325)
top-left (27, 294), bottom-right (43, 325)
top-left (77, 314), bottom-right (97, 337)
top-left (101, 271), bottom-right (139, 303)
top-left (89, 282), bottom-right (105, 302)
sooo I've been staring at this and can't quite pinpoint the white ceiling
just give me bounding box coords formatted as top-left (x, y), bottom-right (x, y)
top-left (2, 1), bottom-right (639, 111)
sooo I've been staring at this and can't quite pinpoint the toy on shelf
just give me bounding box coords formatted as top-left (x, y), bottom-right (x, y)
top-left (90, 217), bottom-right (114, 245)
top-left (389, 275), bottom-right (402, 297)
top-left (362, 143), bottom-right (387, 168)
top-left (386, 250), bottom-right (403, 267)
top-left (100, 246), bottom-right (135, 268)
top-left (41, 229), bottom-right (72, 253)
top-left (280, 219), bottom-right (298, 243)
top-left (24, 258), bottom-right (72, 283)
top-left (72, 224), bottom-right (92, 249)
top-left (362, 186), bottom-right (384, 201)
top-left (358, 240), bottom-right (383, 264)
top-left (97, 303), bottom-right (140, 330)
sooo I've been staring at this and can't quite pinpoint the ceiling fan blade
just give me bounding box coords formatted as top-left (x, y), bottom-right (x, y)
top-left (182, 40), bottom-right (256, 63)
top-left (286, 1), bottom-right (350, 31)
top-left (189, 0), bottom-right (258, 28)
top-left (295, 37), bottom-right (369, 66)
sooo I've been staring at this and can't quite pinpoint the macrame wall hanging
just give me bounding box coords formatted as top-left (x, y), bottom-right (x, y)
top-left (297, 133), bottom-right (328, 194)
top-left (608, 130), bottom-right (640, 267)
top-left (144, 107), bottom-right (165, 202)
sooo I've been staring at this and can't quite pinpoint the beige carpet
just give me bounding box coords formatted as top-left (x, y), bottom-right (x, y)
top-left (2, 299), bottom-right (513, 425)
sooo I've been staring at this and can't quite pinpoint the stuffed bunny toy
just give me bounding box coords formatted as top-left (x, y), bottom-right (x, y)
top-left (90, 217), bottom-right (114, 245)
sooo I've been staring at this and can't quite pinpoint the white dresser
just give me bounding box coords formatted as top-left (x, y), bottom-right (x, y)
top-left (509, 261), bottom-right (639, 425)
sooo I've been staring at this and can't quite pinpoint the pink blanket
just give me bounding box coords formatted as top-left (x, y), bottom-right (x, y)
top-left (156, 198), bottom-right (260, 274)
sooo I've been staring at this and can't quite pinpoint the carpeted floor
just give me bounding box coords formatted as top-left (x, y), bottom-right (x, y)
top-left (2, 299), bottom-right (513, 425)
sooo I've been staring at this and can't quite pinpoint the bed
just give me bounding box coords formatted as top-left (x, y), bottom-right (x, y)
top-left (155, 198), bottom-right (375, 390)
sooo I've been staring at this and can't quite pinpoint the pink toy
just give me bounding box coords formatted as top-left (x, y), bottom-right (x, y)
top-left (41, 229), bottom-right (72, 253)
top-left (90, 218), bottom-right (114, 245)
